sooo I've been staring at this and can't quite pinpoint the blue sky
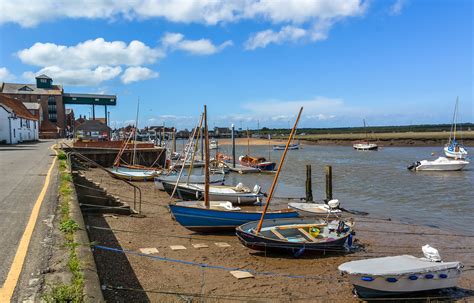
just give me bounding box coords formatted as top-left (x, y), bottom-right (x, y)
top-left (0, 0), bottom-right (472, 130)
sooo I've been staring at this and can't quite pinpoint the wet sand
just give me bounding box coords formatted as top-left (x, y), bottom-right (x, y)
top-left (80, 168), bottom-right (474, 302)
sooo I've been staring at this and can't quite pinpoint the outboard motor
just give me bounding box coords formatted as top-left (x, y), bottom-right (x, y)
top-left (407, 161), bottom-right (420, 171)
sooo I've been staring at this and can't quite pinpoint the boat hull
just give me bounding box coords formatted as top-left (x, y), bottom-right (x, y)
top-left (154, 174), bottom-right (225, 190)
top-left (444, 146), bottom-right (468, 159)
top-left (107, 167), bottom-right (159, 181)
top-left (162, 182), bottom-right (263, 205)
top-left (347, 267), bottom-right (461, 298)
top-left (288, 202), bottom-right (342, 216)
top-left (353, 144), bottom-right (378, 151)
top-left (273, 144), bottom-right (300, 150)
top-left (236, 217), bottom-right (352, 254)
top-left (169, 202), bottom-right (299, 232)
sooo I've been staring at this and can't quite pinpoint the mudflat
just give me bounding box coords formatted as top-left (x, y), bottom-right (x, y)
top-left (81, 168), bottom-right (474, 302)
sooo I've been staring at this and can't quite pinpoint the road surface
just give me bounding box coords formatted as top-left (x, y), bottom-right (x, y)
top-left (0, 140), bottom-right (58, 302)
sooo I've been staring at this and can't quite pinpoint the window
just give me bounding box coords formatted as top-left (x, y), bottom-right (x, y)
top-left (41, 79), bottom-right (47, 83)
top-left (34, 121), bottom-right (36, 129)
top-left (20, 118), bottom-right (23, 126)
top-left (48, 96), bottom-right (57, 122)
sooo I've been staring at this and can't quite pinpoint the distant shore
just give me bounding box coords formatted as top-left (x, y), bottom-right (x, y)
top-left (216, 131), bottom-right (474, 147)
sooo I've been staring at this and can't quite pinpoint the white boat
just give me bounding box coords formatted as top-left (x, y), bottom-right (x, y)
top-left (444, 98), bottom-right (468, 159)
top-left (210, 139), bottom-right (218, 150)
top-left (353, 142), bottom-right (378, 151)
top-left (407, 157), bottom-right (469, 171)
top-left (154, 173), bottom-right (225, 190)
top-left (338, 245), bottom-right (463, 298)
top-left (288, 200), bottom-right (342, 216)
top-left (106, 166), bottom-right (160, 181)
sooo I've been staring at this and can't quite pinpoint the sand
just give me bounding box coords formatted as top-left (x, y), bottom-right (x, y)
top-left (80, 168), bottom-right (474, 302)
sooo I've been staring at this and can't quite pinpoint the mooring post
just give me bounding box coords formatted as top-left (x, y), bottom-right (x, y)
top-left (231, 124), bottom-right (236, 168)
top-left (305, 164), bottom-right (313, 202)
top-left (325, 165), bottom-right (332, 203)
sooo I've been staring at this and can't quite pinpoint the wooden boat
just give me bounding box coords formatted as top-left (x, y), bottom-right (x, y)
top-left (239, 155), bottom-right (276, 171)
top-left (288, 201), bottom-right (342, 216)
top-left (338, 246), bottom-right (463, 298)
top-left (107, 166), bottom-right (160, 181)
top-left (273, 143), bottom-right (300, 150)
top-left (163, 182), bottom-right (264, 205)
top-left (407, 157), bottom-right (469, 171)
top-left (169, 201), bottom-right (298, 232)
top-left (154, 173), bottom-right (225, 190)
top-left (444, 98), bottom-right (468, 159)
top-left (236, 217), bottom-right (353, 253)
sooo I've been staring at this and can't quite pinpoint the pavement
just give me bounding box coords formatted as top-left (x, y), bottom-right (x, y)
top-left (0, 140), bottom-right (59, 302)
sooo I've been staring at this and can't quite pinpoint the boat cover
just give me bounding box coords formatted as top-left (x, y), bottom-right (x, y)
top-left (338, 255), bottom-right (461, 276)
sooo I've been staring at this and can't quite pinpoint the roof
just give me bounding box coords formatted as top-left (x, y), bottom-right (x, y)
top-left (62, 92), bottom-right (116, 99)
top-left (76, 119), bottom-right (111, 132)
top-left (40, 119), bottom-right (58, 132)
top-left (0, 94), bottom-right (38, 120)
top-left (23, 102), bottom-right (41, 110)
top-left (1, 83), bottom-right (62, 95)
top-left (35, 74), bottom-right (52, 79)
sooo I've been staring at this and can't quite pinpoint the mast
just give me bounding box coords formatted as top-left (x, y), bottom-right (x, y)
top-left (132, 98), bottom-right (140, 165)
top-left (186, 114), bottom-right (204, 184)
top-left (204, 105), bottom-right (210, 208)
top-left (247, 128), bottom-right (250, 156)
top-left (448, 97), bottom-right (458, 143)
top-left (256, 107), bottom-right (303, 233)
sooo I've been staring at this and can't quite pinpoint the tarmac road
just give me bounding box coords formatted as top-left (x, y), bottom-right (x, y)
top-left (0, 140), bottom-right (58, 301)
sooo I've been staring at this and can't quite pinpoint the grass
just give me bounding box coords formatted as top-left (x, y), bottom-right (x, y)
top-left (298, 130), bottom-right (474, 141)
top-left (42, 150), bottom-right (84, 303)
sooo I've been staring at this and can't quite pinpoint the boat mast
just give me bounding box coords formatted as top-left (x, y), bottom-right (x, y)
top-left (256, 107), bottom-right (303, 233)
top-left (186, 114), bottom-right (204, 184)
top-left (453, 97), bottom-right (459, 141)
top-left (132, 98), bottom-right (140, 165)
top-left (204, 105), bottom-right (210, 209)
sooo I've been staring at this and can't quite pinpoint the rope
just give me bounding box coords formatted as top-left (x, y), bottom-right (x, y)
top-left (93, 244), bottom-right (338, 281)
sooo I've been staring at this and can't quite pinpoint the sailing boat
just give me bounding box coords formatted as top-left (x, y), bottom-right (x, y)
top-left (168, 106), bottom-right (299, 232)
top-left (107, 99), bottom-right (162, 181)
top-left (353, 119), bottom-right (378, 151)
top-left (236, 107), bottom-right (354, 255)
top-left (239, 129), bottom-right (277, 171)
top-left (444, 98), bottom-right (468, 159)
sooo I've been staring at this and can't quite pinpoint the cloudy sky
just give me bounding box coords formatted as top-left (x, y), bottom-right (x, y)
top-left (0, 0), bottom-right (472, 129)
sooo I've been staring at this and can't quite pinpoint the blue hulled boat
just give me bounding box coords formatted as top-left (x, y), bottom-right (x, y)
top-left (169, 201), bottom-right (299, 232)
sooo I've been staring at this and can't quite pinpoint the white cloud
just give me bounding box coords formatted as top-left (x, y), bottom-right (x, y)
top-left (121, 66), bottom-right (159, 84)
top-left (22, 65), bottom-right (122, 86)
top-left (0, 67), bottom-right (15, 82)
top-left (0, 0), bottom-right (368, 27)
top-left (245, 26), bottom-right (307, 50)
top-left (162, 32), bottom-right (232, 55)
top-left (17, 38), bottom-right (163, 69)
top-left (389, 0), bottom-right (406, 16)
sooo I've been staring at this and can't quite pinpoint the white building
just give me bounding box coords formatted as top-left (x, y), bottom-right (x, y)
top-left (0, 94), bottom-right (39, 144)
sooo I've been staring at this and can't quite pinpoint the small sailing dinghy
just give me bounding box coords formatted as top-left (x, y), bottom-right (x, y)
top-left (353, 119), bottom-right (378, 150)
top-left (107, 166), bottom-right (160, 181)
top-left (236, 107), bottom-right (355, 256)
top-left (407, 157), bottom-right (469, 171)
top-left (168, 105), bottom-right (299, 232)
top-left (273, 143), bottom-right (300, 150)
top-left (163, 182), bottom-right (264, 205)
top-left (338, 245), bottom-right (463, 298)
top-left (444, 98), bottom-right (468, 159)
top-left (154, 173), bottom-right (225, 190)
top-left (288, 199), bottom-right (342, 216)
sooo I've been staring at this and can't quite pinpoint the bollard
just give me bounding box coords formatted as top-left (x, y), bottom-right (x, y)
top-left (325, 165), bottom-right (332, 202)
top-left (305, 165), bottom-right (313, 202)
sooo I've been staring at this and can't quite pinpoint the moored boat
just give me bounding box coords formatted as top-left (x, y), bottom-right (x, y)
top-left (273, 143), bottom-right (300, 150)
top-left (288, 200), bottom-right (342, 216)
top-left (163, 180), bottom-right (264, 205)
top-left (169, 201), bottom-right (299, 232)
top-left (106, 166), bottom-right (160, 181)
top-left (338, 245), bottom-right (463, 298)
top-left (239, 155), bottom-right (276, 171)
top-left (236, 217), bottom-right (353, 254)
top-left (154, 173), bottom-right (225, 190)
top-left (353, 141), bottom-right (378, 151)
top-left (444, 98), bottom-right (468, 159)
top-left (407, 157), bottom-right (469, 171)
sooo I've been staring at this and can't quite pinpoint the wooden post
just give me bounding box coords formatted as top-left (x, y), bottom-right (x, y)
top-left (325, 165), bottom-right (332, 202)
top-left (305, 165), bottom-right (313, 202)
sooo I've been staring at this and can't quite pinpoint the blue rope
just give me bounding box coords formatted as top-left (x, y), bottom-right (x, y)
top-left (94, 245), bottom-right (330, 280)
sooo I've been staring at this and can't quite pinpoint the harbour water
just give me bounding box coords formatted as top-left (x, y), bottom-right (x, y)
top-left (209, 144), bottom-right (474, 236)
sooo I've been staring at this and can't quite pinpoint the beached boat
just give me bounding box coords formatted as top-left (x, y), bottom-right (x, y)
top-left (107, 166), bottom-right (160, 181)
top-left (407, 157), bottom-right (469, 171)
top-left (163, 182), bottom-right (264, 205)
top-left (273, 143), bottom-right (300, 150)
top-left (239, 155), bottom-right (276, 171)
top-left (288, 200), bottom-right (342, 216)
top-left (154, 173), bottom-right (225, 190)
top-left (236, 217), bottom-right (353, 253)
top-left (169, 201), bottom-right (298, 232)
top-left (338, 245), bottom-right (463, 298)
top-left (444, 98), bottom-right (468, 159)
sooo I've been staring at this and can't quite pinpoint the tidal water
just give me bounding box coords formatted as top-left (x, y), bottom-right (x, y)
top-left (214, 144), bottom-right (473, 236)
